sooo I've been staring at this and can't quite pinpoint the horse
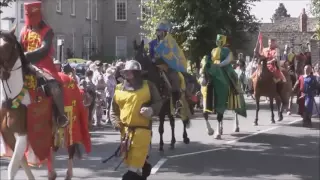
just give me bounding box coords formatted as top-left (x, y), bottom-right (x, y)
top-left (0, 27), bottom-right (88, 180)
top-left (252, 57), bottom-right (292, 125)
top-left (133, 39), bottom-right (190, 152)
top-left (199, 56), bottom-right (243, 139)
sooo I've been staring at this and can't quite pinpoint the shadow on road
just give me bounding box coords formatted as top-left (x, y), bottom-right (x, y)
top-left (156, 127), bottom-right (320, 180)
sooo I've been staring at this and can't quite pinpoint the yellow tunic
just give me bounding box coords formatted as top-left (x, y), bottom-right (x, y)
top-left (114, 80), bottom-right (152, 168)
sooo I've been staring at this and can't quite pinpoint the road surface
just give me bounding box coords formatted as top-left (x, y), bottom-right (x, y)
top-left (1, 97), bottom-right (319, 180)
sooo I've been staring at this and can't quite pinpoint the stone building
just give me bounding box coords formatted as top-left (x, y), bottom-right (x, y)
top-left (241, 8), bottom-right (318, 62)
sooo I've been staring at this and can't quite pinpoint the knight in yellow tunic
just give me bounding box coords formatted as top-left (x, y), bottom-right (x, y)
top-left (110, 60), bottom-right (162, 180)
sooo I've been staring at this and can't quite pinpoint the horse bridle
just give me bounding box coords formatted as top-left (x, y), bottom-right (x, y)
top-left (0, 31), bottom-right (23, 103)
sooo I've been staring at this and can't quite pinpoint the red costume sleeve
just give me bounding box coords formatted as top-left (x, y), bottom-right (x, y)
top-left (75, 87), bottom-right (91, 153)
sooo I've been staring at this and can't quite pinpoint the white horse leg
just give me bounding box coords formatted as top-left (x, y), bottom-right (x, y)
top-left (214, 121), bottom-right (222, 139)
top-left (66, 159), bottom-right (73, 180)
top-left (8, 134), bottom-right (28, 180)
top-left (20, 158), bottom-right (35, 180)
top-left (47, 149), bottom-right (57, 180)
top-left (204, 112), bottom-right (214, 136)
top-left (287, 95), bottom-right (293, 115)
top-left (234, 112), bottom-right (240, 132)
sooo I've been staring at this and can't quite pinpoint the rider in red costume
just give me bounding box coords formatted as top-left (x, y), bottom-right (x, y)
top-left (19, 2), bottom-right (68, 127)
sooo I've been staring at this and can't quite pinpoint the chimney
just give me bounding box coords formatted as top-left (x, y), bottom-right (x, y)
top-left (299, 8), bottom-right (308, 32)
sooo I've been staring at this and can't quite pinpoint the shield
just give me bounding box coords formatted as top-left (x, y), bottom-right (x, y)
top-left (27, 97), bottom-right (53, 161)
top-left (155, 34), bottom-right (187, 72)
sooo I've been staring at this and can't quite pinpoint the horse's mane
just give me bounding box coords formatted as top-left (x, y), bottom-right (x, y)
top-left (15, 40), bottom-right (30, 74)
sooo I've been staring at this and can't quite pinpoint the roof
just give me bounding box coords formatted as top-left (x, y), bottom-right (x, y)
top-left (259, 17), bottom-right (318, 33)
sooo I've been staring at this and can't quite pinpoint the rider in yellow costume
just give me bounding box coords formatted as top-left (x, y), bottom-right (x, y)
top-left (110, 60), bottom-right (162, 180)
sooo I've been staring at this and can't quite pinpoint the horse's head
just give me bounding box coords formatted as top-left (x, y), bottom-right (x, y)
top-left (0, 27), bottom-right (21, 80)
top-left (133, 39), bottom-right (149, 69)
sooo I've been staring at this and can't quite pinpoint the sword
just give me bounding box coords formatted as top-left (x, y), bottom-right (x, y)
top-left (101, 145), bottom-right (121, 163)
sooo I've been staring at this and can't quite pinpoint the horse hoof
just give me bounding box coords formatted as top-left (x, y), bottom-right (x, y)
top-left (287, 111), bottom-right (291, 115)
top-left (183, 137), bottom-right (190, 144)
top-left (48, 171), bottom-right (57, 180)
top-left (271, 120), bottom-right (276, 124)
top-left (277, 118), bottom-right (283, 122)
top-left (65, 170), bottom-right (72, 180)
top-left (253, 122), bottom-right (258, 126)
top-left (207, 129), bottom-right (214, 136)
top-left (159, 147), bottom-right (164, 152)
top-left (234, 127), bottom-right (240, 132)
top-left (214, 134), bottom-right (221, 139)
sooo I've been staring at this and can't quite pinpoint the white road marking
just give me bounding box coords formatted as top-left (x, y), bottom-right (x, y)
top-left (150, 118), bottom-right (303, 175)
top-left (151, 158), bottom-right (168, 174)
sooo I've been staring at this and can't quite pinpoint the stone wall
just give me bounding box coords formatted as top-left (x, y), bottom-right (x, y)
top-left (310, 39), bottom-right (320, 65)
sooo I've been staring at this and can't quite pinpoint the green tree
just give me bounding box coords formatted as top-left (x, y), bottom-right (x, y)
top-left (0, 0), bottom-right (15, 13)
top-left (311, 0), bottom-right (320, 18)
top-left (271, 3), bottom-right (290, 22)
top-left (141, 0), bottom-right (259, 66)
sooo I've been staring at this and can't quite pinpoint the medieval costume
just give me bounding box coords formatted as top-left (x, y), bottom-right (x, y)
top-left (110, 60), bottom-right (162, 180)
top-left (19, 2), bottom-right (68, 127)
top-left (293, 65), bottom-right (318, 127)
top-left (200, 34), bottom-right (246, 117)
top-left (149, 20), bottom-right (191, 122)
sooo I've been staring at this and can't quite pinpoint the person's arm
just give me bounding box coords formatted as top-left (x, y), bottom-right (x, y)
top-left (24, 29), bottom-right (54, 64)
top-left (110, 97), bottom-right (121, 129)
top-left (219, 49), bottom-right (233, 67)
top-left (292, 77), bottom-right (300, 92)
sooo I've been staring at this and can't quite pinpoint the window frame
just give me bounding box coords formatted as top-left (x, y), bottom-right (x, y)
top-left (20, 3), bottom-right (25, 22)
top-left (94, 0), bottom-right (98, 21)
top-left (115, 36), bottom-right (127, 57)
top-left (56, 35), bottom-right (65, 62)
top-left (86, 0), bottom-right (91, 19)
top-left (71, 0), bottom-right (76, 16)
top-left (140, 0), bottom-right (152, 21)
top-left (115, 0), bottom-right (127, 21)
top-left (56, 0), bottom-right (62, 13)
top-left (83, 37), bottom-right (92, 60)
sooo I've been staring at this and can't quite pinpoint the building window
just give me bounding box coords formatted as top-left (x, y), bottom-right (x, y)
top-left (94, 0), bottom-right (98, 21)
top-left (20, 3), bottom-right (24, 21)
top-left (86, 0), bottom-right (91, 19)
top-left (116, 36), bottom-right (127, 57)
top-left (56, 0), bottom-right (62, 13)
top-left (56, 35), bottom-right (65, 63)
top-left (141, 0), bottom-right (152, 21)
top-left (83, 37), bottom-right (91, 60)
top-left (71, 0), bottom-right (76, 16)
top-left (115, 0), bottom-right (127, 21)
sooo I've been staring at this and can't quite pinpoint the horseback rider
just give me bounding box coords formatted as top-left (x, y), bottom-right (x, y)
top-left (149, 20), bottom-right (191, 122)
top-left (110, 60), bottom-right (162, 180)
top-left (19, 2), bottom-right (68, 127)
top-left (255, 38), bottom-right (287, 92)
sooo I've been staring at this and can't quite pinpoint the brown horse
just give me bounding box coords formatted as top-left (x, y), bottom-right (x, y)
top-left (0, 27), bottom-right (86, 180)
top-left (252, 58), bottom-right (292, 125)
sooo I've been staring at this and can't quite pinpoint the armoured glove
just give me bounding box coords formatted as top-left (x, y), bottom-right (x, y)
top-left (140, 107), bottom-right (153, 118)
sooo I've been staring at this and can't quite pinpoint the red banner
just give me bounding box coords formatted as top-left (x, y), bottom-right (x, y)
top-left (27, 97), bottom-right (53, 161)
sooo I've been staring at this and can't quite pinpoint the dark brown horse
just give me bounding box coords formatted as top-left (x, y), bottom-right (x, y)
top-left (133, 40), bottom-right (190, 152)
top-left (252, 57), bottom-right (292, 125)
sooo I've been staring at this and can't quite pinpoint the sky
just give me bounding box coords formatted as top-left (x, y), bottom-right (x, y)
top-left (250, 0), bottom-right (313, 22)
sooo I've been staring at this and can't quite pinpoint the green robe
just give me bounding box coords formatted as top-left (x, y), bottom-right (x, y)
top-left (204, 47), bottom-right (247, 117)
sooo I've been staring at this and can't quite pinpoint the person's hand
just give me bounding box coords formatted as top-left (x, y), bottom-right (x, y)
top-left (140, 107), bottom-right (153, 118)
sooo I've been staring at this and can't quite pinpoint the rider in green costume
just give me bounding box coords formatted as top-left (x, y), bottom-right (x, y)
top-left (201, 34), bottom-right (246, 117)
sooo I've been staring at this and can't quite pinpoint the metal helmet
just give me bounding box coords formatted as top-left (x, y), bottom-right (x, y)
top-left (122, 60), bottom-right (142, 71)
top-left (156, 21), bottom-right (170, 32)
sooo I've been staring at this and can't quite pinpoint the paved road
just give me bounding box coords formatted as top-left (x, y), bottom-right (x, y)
top-left (1, 98), bottom-right (319, 180)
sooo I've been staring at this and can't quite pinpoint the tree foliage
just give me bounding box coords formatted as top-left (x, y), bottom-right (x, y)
top-left (311, 0), bottom-right (320, 18)
top-left (141, 0), bottom-right (259, 65)
top-left (271, 3), bottom-right (290, 22)
top-left (0, 0), bottom-right (15, 13)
